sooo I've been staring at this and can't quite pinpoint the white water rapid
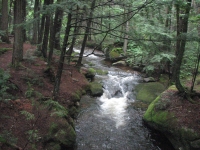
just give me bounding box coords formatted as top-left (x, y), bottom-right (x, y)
top-left (99, 74), bottom-right (138, 128)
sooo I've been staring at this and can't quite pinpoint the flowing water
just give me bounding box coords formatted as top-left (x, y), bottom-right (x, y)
top-left (75, 49), bottom-right (174, 150)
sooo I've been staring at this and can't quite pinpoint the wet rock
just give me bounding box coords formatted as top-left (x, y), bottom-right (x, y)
top-left (80, 67), bottom-right (95, 81)
top-left (143, 77), bottom-right (155, 82)
top-left (112, 60), bottom-right (127, 66)
top-left (89, 81), bottom-right (103, 97)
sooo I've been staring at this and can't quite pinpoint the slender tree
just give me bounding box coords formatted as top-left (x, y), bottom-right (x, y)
top-left (77, 0), bottom-right (96, 66)
top-left (173, 0), bottom-right (192, 94)
top-left (1, 0), bottom-right (10, 43)
top-left (32, 0), bottom-right (40, 44)
top-left (53, 12), bottom-right (72, 98)
top-left (41, 0), bottom-right (53, 58)
top-left (12, 0), bottom-right (24, 67)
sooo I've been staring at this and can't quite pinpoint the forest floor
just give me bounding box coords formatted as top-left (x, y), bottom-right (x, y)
top-left (0, 41), bottom-right (89, 150)
top-left (0, 41), bottom-right (200, 149)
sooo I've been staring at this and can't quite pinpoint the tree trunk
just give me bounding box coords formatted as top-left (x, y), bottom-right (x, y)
top-left (32, 0), bottom-right (40, 44)
top-left (123, 20), bottom-right (129, 54)
top-left (12, 0), bottom-right (24, 67)
top-left (1, 0), bottom-right (10, 43)
top-left (66, 6), bottom-right (80, 64)
top-left (38, 0), bottom-right (47, 51)
top-left (53, 12), bottom-right (72, 98)
top-left (41, 0), bottom-right (53, 58)
top-left (54, 4), bottom-right (63, 50)
top-left (48, 0), bottom-right (64, 66)
top-left (77, 0), bottom-right (96, 66)
top-left (173, 0), bottom-right (192, 93)
top-left (22, 0), bottom-right (27, 42)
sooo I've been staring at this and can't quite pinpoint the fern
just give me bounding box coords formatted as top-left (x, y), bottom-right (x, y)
top-left (44, 99), bottom-right (68, 118)
top-left (20, 110), bottom-right (35, 120)
top-left (0, 69), bottom-right (13, 102)
top-left (25, 82), bottom-right (34, 98)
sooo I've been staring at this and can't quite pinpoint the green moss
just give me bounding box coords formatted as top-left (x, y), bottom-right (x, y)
top-left (88, 68), bottom-right (108, 75)
top-left (71, 90), bottom-right (82, 101)
top-left (88, 68), bottom-right (96, 74)
top-left (89, 81), bottom-right (103, 96)
top-left (179, 127), bottom-right (199, 141)
top-left (144, 96), bottom-right (175, 127)
top-left (109, 51), bottom-right (120, 59)
top-left (112, 47), bottom-right (123, 53)
top-left (135, 82), bottom-right (165, 103)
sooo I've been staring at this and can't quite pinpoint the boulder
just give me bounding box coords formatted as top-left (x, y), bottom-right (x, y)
top-left (44, 117), bottom-right (76, 149)
top-left (135, 82), bottom-right (165, 104)
top-left (80, 67), bottom-right (95, 81)
top-left (143, 86), bottom-right (200, 150)
top-left (89, 81), bottom-right (103, 97)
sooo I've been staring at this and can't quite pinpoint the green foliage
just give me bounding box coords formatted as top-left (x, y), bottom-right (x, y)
top-left (26, 129), bottom-right (40, 149)
top-left (0, 130), bottom-right (18, 145)
top-left (20, 110), bottom-right (35, 120)
top-left (0, 69), bottom-right (15, 102)
top-left (25, 82), bottom-right (34, 98)
top-left (44, 99), bottom-right (68, 118)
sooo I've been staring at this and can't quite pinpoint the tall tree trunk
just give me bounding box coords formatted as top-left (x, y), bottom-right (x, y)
top-left (77, 0), bottom-right (96, 66)
top-left (12, 0), bottom-right (24, 67)
top-left (123, 20), bottom-right (129, 54)
top-left (48, 0), bottom-right (63, 66)
top-left (38, 0), bottom-right (47, 51)
top-left (1, 0), bottom-right (10, 43)
top-left (53, 12), bottom-right (72, 98)
top-left (66, 6), bottom-right (80, 64)
top-left (173, 0), bottom-right (192, 93)
top-left (32, 0), bottom-right (40, 44)
top-left (54, 4), bottom-right (63, 50)
top-left (41, 0), bottom-right (53, 58)
top-left (22, 0), bottom-right (27, 42)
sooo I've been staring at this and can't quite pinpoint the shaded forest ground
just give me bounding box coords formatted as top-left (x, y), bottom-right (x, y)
top-left (0, 41), bottom-right (89, 149)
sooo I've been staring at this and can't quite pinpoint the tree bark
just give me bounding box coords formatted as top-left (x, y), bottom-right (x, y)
top-left (54, 3), bottom-right (63, 50)
top-left (38, 0), bottom-right (47, 51)
top-left (173, 0), bottom-right (192, 93)
top-left (48, 0), bottom-right (64, 66)
top-left (1, 0), bottom-right (10, 43)
top-left (32, 0), bottom-right (40, 44)
top-left (22, 0), bottom-right (27, 42)
top-left (77, 0), bottom-right (96, 66)
top-left (53, 12), bottom-right (72, 98)
top-left (12, 0), bottom-right (24, 67)
top-left (41, 0), bottom-right (53, 58)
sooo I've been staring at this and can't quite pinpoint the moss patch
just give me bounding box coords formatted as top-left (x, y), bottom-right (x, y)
top-left (143, 96), bottom-right (175, 127)
top-left (135, 82), bottom-right (165, 104)
top-left (89, 81), bottom-right (103, 97)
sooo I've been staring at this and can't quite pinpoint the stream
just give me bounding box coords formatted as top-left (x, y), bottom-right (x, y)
top-left (74, 48), bottom-right (174, 150)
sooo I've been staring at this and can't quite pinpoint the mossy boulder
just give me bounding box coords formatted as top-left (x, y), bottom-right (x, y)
top-left (135, 82), bottom-right (165, 104)
top-left (89, 81), bottom-right (103, 97)
top-left (143, 86), bottom-right (200, 150)
top-left (45, 117), bottom-right (76, 149)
